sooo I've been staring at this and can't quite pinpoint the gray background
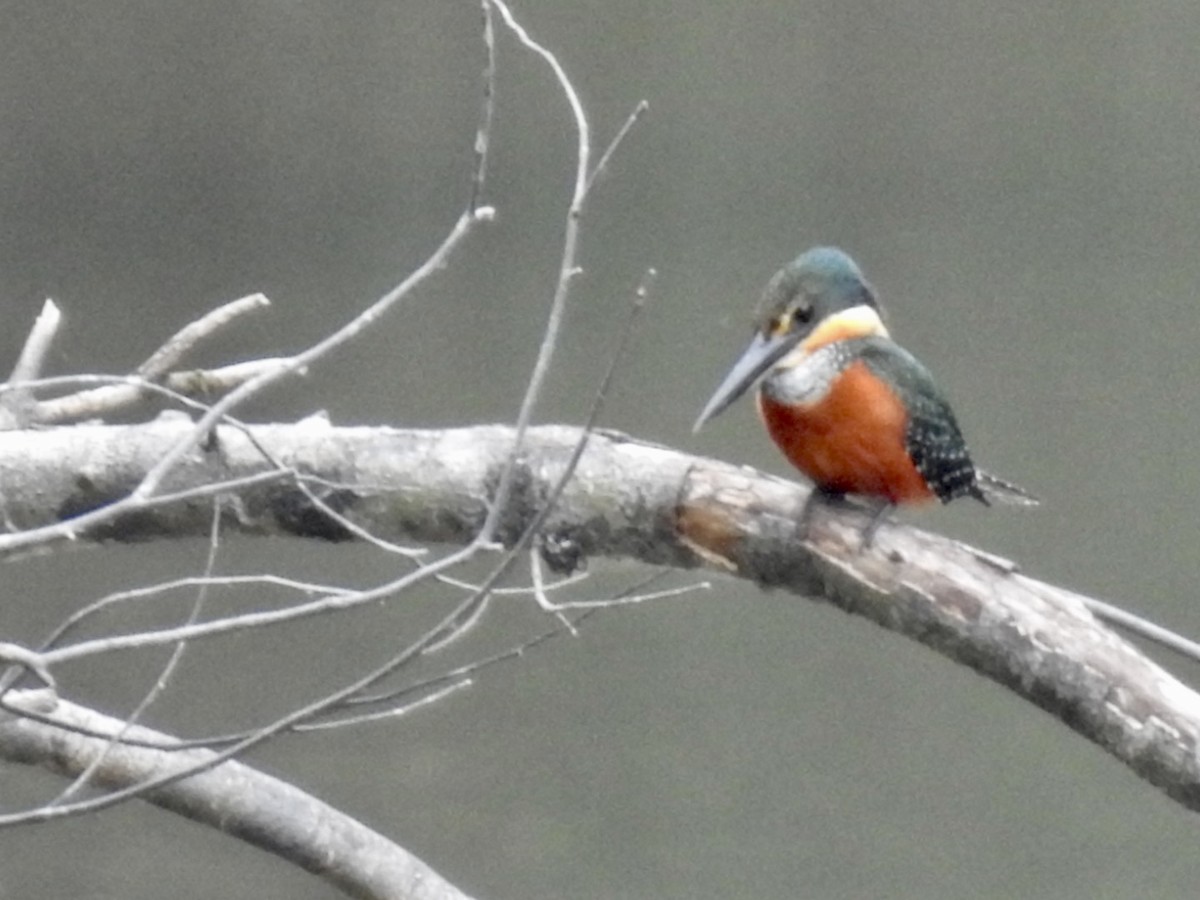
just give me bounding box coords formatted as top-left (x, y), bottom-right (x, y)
top-left (3, 1), bottom-right (1199, 898)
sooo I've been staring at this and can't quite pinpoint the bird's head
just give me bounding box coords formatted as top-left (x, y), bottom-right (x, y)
top-left (693, 247), bottom-right (888, 431)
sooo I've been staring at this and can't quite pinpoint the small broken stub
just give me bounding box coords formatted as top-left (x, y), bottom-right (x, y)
top-left (539, 530), bottom-right (586, 575)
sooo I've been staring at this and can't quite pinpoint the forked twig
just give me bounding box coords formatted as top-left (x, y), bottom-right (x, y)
top-left (479, 0), bottom-right (593, 545)
top-left (136, 294), bottom-right (271, 380)
top-left (0, 0), bottom-right (511, 826)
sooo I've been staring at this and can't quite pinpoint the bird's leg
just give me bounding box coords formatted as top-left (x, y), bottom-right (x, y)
top-left (859, 498), bottom-right (894, 549)
top-left (796, 486), bottom-right (842, 540)
top-left (798, 489), bottom-right (893, 550)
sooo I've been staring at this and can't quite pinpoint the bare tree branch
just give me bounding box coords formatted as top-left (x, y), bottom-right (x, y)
top-left (30, 361), bottom-right (290, 425)
top-left (0, 691), bottom-right (476, 900)
top-left (6, 300), bottom-right (62, 387)
top-left (0, 1), bottom-right (653, 896)
top-left (136, 294), bottom-right (270, 380)
top-left (1, 300), bottom-right (62, 428)
top-left (4, 0), bottom-right (1177, 896)
top-left (2, 419), bottom-right (1199, 814)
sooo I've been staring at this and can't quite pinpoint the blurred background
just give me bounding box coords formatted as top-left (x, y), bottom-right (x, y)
top-left (2, 1), bottom-right (1200, 897)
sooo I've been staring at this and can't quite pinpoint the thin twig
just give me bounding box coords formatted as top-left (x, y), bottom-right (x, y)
top-left (424, 267), bottom-right (657, 649)
top-left (1082, 596), bottom-right (1200, 661)
top-left (120, 0), bottom-right (502, 503)
top-left (296, 680), bottom-right (472, 731)
top-left (1, 300), bottom-right (62, 427)
top-left (36, 542), bottom-right (477, 668)
top-left (52, 499), bottom-right (225, 805)
top-left (0, 542), bottom-right (487, 826)
top-left (530, 546), bottom-right (577, 633)
top-left (0, 465), bottom-right (290, 564)
top-left (6, 299), bottom-right (62, 384)
top-left (438, 568), bottom-right (589, 596)
top-left (137, 294), bottom-right (271, 380)
top-left (468, 0), bottom-right (496, 213)
top-left (3, 296), bottom-right (269, 426)
top-left (422, 7), bottom-right (650, 652)
top-left (584, 99), bottom-right (649, 196)
top-left (0, 643), bottom-right (55, 690)
top-left (532, 548), bottom-right (708, 612)
top-left (132, 206), bottom-right (491, 502)
top-left (83, 603), bottom-right (586, 749)
top-left (291, 474), bottom-right (428, 559)
top-left (0, 0), bottom-right (648, 828)
top-left (34, 360), bottom-right (289, 424)
top-left (479, 0), bottom-right (590, 545)
top-left (35, 576), bottom-right (355, 656)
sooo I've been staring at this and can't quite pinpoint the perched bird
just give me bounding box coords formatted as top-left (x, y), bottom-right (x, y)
top-left (693, 247), bottom-right (1035, 544)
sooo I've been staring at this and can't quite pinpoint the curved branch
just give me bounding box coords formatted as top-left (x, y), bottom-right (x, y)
top-left (0, 691), bottom-right (475, 900)
top-left (1, 421), bottom-right (1198, 812)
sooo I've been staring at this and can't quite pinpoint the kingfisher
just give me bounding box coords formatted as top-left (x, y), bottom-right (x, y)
top-left (693, 246), bottom-right (1035, 544)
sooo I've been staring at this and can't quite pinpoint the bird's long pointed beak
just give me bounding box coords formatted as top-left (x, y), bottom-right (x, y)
top-left (693, 330), bottom-right (801, 433)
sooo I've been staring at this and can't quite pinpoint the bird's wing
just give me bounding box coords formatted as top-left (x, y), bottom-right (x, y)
top-left (853, 337), bottom-right (985, 504)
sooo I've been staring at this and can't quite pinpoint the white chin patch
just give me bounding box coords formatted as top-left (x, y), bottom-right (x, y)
top-left (763, 342), bottom-right (851, 407)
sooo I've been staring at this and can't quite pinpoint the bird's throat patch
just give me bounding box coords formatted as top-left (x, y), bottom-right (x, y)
top-left (761, 341), bottom-right (852, 408)
top-left (800, 304), bottom-right (888, 352)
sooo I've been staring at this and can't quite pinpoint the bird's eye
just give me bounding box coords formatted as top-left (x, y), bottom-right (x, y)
top-left (792, 302), bottom-right (813, 324)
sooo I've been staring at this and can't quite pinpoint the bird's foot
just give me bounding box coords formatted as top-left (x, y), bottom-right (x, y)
top-left (796, 487), bottom-right (842, 541)
top-left (797, 489), bottom-right (892, 552)
top-left (858, 499), bottom-right (894, 550)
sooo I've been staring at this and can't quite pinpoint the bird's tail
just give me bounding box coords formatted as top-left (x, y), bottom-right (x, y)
top-left (975, 469), bottom-right (1039, 506)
